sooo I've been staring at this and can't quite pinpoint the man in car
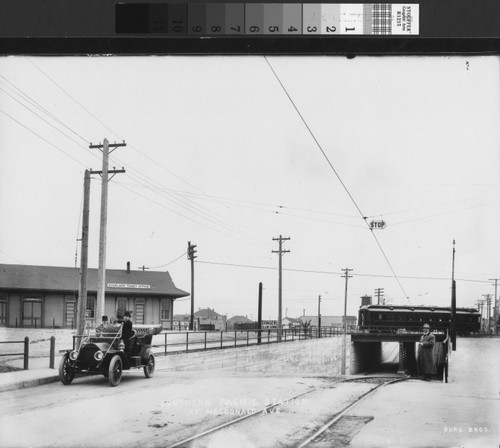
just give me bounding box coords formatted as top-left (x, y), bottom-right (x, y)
top-left (95, 315), bottom-right (109, 336)
top-left (122, 311), bottom-right (135, 353)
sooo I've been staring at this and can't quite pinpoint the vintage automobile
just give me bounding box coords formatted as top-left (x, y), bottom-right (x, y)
top-left (59, 323), bottom-right (162, 387)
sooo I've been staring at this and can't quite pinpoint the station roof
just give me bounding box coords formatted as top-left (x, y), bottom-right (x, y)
top-left (0, 263), bottom-right (189, 298)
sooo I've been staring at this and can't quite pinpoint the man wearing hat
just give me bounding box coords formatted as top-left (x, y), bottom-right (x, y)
top-left (122, 311), bottom-right (134, 353)
top-left (418, 323), bottom-right (436, 381)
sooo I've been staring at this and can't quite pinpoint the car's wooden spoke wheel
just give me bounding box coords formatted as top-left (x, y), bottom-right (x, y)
top-left (108, 355), bottom-right (123, 387)
top-left (144, 354), bottom-right (155, 378)
top-left (59, 353), bottom-right (75, 385)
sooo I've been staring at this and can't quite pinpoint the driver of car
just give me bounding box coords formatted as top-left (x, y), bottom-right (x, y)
top-left (122, 311), bottom-right (135, 352)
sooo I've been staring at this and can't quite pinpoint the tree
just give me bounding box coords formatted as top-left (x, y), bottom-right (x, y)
top-left (301, 319), bottom-right (312, 338)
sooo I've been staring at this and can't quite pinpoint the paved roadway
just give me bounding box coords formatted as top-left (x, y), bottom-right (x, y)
top-left (0, 337), bottom-right (498, 448)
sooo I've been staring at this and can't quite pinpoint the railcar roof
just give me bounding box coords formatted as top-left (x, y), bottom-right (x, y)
top-left (359, 305), bottom-right (479, 313)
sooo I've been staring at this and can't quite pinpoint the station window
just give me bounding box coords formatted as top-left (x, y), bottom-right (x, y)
top-left (0, 296), bottom-right (7, 326)
top-left (161, 299), bottom-right (170, 320)
top-left (116, 297), bottom-right (127, 319)
top-left (135, 298), bottom-right (145, 324)
top-left (86, 296), bottom-right (96, 319)
top-left (22, 296), bottom-right (43, 328)
top-left (65, 298), bottom-right (76, 328)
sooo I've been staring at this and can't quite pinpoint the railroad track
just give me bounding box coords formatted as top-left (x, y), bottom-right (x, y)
top-left (165, 376), bottom-right (407, 448)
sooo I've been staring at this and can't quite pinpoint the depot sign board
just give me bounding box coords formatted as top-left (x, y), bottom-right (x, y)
top-left (107, 283), bottom-right (151, 289)
top-left (370, 220), bottom-right (387, 230)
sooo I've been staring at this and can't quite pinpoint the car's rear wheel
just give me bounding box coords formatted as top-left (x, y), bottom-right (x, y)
top-left (143, 353), bottom-right (155, 378)
top-left (108, 355), bottom-right (123, 387)
top-left (59, 353), bottom-right (75, 385)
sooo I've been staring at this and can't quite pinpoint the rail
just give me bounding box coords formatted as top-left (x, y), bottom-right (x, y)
top-left (154, 326), bottom-right (353, 356)
top-left (0, 336), bottom-right (56, 370)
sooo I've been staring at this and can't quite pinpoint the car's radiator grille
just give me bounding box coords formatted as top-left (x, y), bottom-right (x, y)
top-left (78, 346), bottom-right (99, 368)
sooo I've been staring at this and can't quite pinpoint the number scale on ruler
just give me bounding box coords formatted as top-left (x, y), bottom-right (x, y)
top-left (178, 3), bottom-right (419, 36)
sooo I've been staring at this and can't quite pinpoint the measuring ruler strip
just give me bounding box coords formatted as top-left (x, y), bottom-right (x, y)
top-left (115, 3), bottom-right (420, 36)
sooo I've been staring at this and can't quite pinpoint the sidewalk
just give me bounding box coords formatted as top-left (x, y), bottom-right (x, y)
top-left (0, 356), bottom-right (59, 393)
top-left (0, 352), bottom-right (174, 393)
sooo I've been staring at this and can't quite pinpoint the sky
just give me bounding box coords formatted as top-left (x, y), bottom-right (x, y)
top-left (0, 55), bottom-right (499, 321)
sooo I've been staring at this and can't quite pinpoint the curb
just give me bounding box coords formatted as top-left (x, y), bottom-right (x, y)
top-left (0, 375), bottom-right (59, 393)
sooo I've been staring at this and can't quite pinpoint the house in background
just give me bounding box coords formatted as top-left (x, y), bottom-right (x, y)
top-left (282, 317), bottom-right (302, 330)
top-left (194, 308), bottom-right (227, 330)
top-left (227, 315), bottom-right (255, 330)
top-left (0, 263), bottom-right (189, 329)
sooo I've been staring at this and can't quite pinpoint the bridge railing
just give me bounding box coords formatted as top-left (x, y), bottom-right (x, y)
top-left (153, 326), bottom-right (350, 356)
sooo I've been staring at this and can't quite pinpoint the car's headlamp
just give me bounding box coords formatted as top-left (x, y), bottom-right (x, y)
top-left (118, 340), bottom-right (125, 351)
top-left (69, 350), bottom-right (78, 361)
top-left (94, 351), bottom-right (104, 361)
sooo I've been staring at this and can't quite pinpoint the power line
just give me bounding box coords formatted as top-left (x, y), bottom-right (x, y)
top-left (264, 57), bottom-right (410, 303)
top-left (148, 252), bottom-right (187, 269)
top-left (20, 60), bottom-right (274, 247)
top-left (195, 259), bottom-right (490, 284)
top-left (0, 74), bottom-right (89, 144)
top-left (0, 84), bottom-right (97, 160)
top-left (24, 57), bottom-right (121, 142)
top-left (0, 108), bottom-right (88, 169)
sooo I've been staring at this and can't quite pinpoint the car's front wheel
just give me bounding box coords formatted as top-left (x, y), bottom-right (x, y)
top-left (108, 355), bottom-right (123, 387)
top-left (59, 353), bottom-right (75, 385)
top-left (143, 353), bottom-right (155, 378)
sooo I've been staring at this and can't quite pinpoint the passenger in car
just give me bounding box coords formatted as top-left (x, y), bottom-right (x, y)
top-left (95, 315), bottom-right (109, 336)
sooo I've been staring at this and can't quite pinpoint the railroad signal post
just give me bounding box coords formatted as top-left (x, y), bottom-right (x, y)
top-left (187, 241), bottom-right (197, 330)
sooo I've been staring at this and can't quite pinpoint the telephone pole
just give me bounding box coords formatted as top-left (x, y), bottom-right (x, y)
top-left (374, 288), bottom-right (384, 306)
top-left (341, 268), bottom-right (353, 375)
top-left (489, 278), bottom-right (499, 334)
top-left (317, 295), bottom-right (322, 338)
top-left (187, 241), bottom-right (197, 330)
top-left (272, 235), bottom-right (290, 341)
top-left (90, 139), bottom-right (126, 324)
top-left (476, 299), bottom-right (485, 332)
top-left (483, 294), bottom-right (492, 330)
top-left (451, 240), bottom-right (457, 350)
top-left (76, 170), bottom-right (90, 343)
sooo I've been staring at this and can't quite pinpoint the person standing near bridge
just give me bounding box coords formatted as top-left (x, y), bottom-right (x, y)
top-left (418, 323), bottom-right (436, 381)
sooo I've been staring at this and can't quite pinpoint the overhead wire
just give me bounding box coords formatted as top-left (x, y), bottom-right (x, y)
top-left (0, 83), bottom-right (96, 158)
top-left (117, 180), bottom-right (365, 230)
top-left (23, 59), bottom-right (272, 243)
top-left (0, 108), bottom-right (89, 169)
top-left (24, 57), bottom-right (121, 142)
top-left (13, 59), bottom-right (272, 248)
top-left (113, 145), bottom-right (275, 243)
top-left (0, 74), bottom-right (89, 144)
top-left (148, 252), bottom-right (187, 269)
top-left (195, 259), bottom-right (491, 283)
top-left (263, 56), bottom-right (412, 304)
